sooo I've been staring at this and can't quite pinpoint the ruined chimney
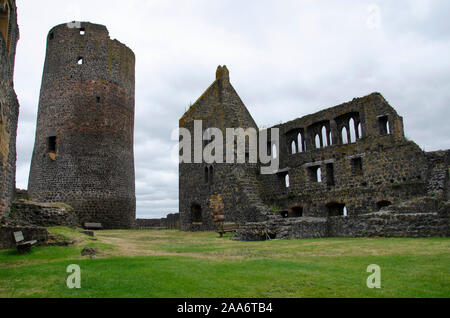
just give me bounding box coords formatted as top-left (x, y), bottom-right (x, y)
top-left (216, 65), bottom-right (230, 83)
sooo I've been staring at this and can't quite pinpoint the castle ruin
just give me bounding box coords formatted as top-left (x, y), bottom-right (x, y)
top-left (179, 66), bottom-right (449, 240)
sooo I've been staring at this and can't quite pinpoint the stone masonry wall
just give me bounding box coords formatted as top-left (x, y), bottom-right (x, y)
top-left (0, 0), bottom-right (19, 216)
top-left (261, 93), bottom-right (431, 217)
top-left (10, 201), bottom-right (79, 227)
top-left (28, 22), bottom-right (136, 229)
top-left (179, 66), bottom-right (278, 231)
top-left (0, 225), bottom-right (48, 250)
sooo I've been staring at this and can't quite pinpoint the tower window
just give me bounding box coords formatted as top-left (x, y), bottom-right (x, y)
top-left (77, 57), bottom-right (83, 65)
top-left (96, 96), bottom-right (101, 103)
top-left (47, 136), bottom-right (56, 153)
top-left (80, 28), bottom-right (85, 35)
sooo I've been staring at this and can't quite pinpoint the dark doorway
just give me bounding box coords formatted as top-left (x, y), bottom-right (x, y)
top-left (191, 203), bottom-right (202, 223)
top-left (326, 202), bottom-right (346, 216)
top-left (377, 200), bottom-right (392, 211)
top-left (288, 206), bottom-right (303, 218)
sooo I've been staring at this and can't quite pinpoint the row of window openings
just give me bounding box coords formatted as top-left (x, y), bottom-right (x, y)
top-left (284, 158), bottom-right (362, 188)
top-left (282, 205), bottom-right (349, 217)
top-left (289, 117), bottom-right (391, 155)
top-left (290, 119), bottom-right (362, 154)
top-left (200, 116), bottom-right (391, 161)
top-left (191, 199), bottom-right (392, 223)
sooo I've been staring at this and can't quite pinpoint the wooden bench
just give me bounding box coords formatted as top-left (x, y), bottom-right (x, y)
top-left (83, 222), bottom-right (103, 230)
top-left (216, 222), bottom-right (239, 237)
top-left (14, 231), bottom-right (37, 254)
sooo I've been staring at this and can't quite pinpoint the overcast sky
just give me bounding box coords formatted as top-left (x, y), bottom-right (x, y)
top-left (13, 0), bottom-right (450, 218)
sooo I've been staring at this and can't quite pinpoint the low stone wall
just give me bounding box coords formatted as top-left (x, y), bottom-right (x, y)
top-left (234, 201), bottom-right (449, 241)
top-left (11, 201), bottom-right (79, 227)
top-left (135, 218), bottom-right (163, 229)
top-left (327, 212), bottom-right (448, 238)
top-left (165, 213), bottom-right (180, 229)
top-left (135, 213), bottom-right (180, 230)
top-left (0, 225), bottom-right (48, 250)
top-left (234, 217), bottom-right (327, 241)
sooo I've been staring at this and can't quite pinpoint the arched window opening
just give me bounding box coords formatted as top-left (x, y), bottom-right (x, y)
top-left (349, 118), bottom-right (356, 143)
top-left (285, 174), bottom-right (290, 188)
top-left (79, 28), bottom-right (85, 35)
top-left (341, 127), bottom-right (348, 144)
top-left (191, 203), bottom-right (203, 223)
top-left (322, 126), bottom-right (328, 147)
top-left (77, 57), bottom-right (84, 65)
top-left (288, 206), bottom-right (303, 218)
top-left (377, 200), bottom-right (392, 211)
top-left (297, 133), bottom-right (303, 152)
top-left (317, 167), bottom-right (322, 183)
top-left (326, 202), bottom-right (346, 217)
top-left (357, 123), bottom-right (362, 139)
top-left (329, 131), bottom-right (332, 146)
top-left (272, 144), bottom-right (277, 159)
top-left (204, 166), bottom-right (209, 184)
top-left (315, 134), bottom-right (321, 149)
top-left (291, 140), bottom-right (296, 154)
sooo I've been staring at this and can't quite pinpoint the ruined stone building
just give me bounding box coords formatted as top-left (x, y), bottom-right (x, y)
top-left (179, 66), bottom-right (449, 239)
top-left (0, 0), bottom-right (19, 216)
top-left (28, 22), bottom-right (136, 229)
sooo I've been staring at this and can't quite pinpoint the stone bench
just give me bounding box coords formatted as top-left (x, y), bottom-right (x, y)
top-left (14, 231), bottom-right (37, 254)
top-left (83, 222), bottom-right (103, 230)
top-left (216, 222), bottom-right (239, 237)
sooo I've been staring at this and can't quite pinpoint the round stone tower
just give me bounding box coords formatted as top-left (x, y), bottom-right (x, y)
top-left (28, 22), bottom-right (136, 228)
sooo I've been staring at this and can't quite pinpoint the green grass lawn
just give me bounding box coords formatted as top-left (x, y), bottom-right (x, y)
top-left (0, 227), bottom-right (448, 298)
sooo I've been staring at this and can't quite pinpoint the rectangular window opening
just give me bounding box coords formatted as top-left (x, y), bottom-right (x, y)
top-left (308, 166), bottom-right (321, 182)
top-left (326, 163), bottom-right (335, 186)
top-left (351, 157), bottom-right (363, 176)
top-left (378, 116), bottom-right (390, 135)
top-left (47, 136), bottom-right (56, 153)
